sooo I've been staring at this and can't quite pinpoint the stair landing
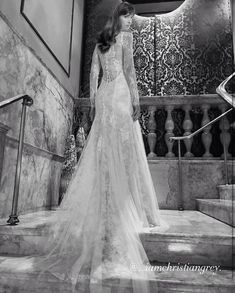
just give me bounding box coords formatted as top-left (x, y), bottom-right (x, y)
top-left (0, 210), bottom-right (234, 292)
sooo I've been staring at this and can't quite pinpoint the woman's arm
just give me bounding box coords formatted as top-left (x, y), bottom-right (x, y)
top-left (90, 44), bottom-right (101, 108)
top-left (122, 31), bottom-right (139, 107)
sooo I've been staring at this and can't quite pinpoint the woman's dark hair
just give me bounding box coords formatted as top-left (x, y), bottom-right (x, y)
top-left (97, 1), bottom-right (135, 53)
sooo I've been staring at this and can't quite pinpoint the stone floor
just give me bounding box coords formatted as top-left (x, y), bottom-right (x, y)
top-left (0, 210), bottom-right (234, 292)
top-left (0, 255), bottom-right (234, 292)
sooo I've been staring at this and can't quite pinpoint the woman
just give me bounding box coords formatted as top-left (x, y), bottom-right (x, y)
top-left (33, 2), bottom-right (163, 292)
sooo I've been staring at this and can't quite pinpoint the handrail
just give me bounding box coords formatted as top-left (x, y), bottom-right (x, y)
top-left (169, 72), bottom-right (235, 141)
top-left (216, 72), bottom-right (235, 108)
top-left (170, 108), bottom-right (233, 141)
top-left (0, 94), bottom-right (33, 225)
top-left (169, 106), bottom-right (233, 211)
top-left (169, 73), bottom-right (235, 211)
top-left (0, 94), bottom-right (32, 109)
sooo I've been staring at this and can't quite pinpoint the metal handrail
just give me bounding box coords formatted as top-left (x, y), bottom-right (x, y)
top-left (0, 94), bottom-right (33, 225)
top-left (0, 94), bottom-right (32, 108)
top-left (169, 73), bottom-right (235, 211)
top-left (170, 108), bottom-right (233, 141)
top-left (216, 72), bottom-right (235, 108)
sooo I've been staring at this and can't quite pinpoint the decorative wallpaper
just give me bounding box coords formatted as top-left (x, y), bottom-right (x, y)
top-left (132, 16), bottom-right (155, 96)
top-left (153, 0), bottom-right (233, 96)
top-left (81, 0), bottom-right (234, 96)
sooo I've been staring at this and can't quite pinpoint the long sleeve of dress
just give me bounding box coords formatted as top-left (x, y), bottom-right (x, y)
top-left (90, 44), bottom-right (101, 107)
top-left (122, 32), bottom-right (139, 106)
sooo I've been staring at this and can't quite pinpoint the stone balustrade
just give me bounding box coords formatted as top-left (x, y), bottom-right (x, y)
top-left (74, 94), bottom-right (234, 159)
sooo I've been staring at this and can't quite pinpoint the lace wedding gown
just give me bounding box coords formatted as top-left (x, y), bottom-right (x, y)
top-left (32, 31), bottom-right (163, 293)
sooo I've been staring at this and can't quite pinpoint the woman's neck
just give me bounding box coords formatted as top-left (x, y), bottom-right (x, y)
top-left (120, 28), bottom-right (130, 32)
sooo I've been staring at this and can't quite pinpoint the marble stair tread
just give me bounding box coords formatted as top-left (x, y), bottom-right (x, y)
top-left (196, 199), bottom-right (235, 227)
top-left (140, 210), bottom-right (234, 267)
top-left (0, 210), bottom-right (58, 235)
top-left (0, 210), bottom-right (58, 256)
top-left (217, 184), bottom-right (235, 200)
top-left (142, 210), bottom-right (233, 237)
top-left (0, 256), bottom-right (234, 293)
top-left (0, 210), bottom-right (234, 267)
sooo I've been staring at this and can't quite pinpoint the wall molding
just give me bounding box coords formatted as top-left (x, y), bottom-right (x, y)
top-left (0, 10), bottom-right (75, 101)
top-left (20, 0), bottom-right (75, 77)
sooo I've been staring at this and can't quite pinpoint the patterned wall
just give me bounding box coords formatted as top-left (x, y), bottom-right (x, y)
top-left (81, 0), bottom-right (234, 97)
top-left (132, 16), bottom-right (155, 96)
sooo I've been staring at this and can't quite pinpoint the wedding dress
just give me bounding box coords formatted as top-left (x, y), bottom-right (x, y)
top-left (31, 30), bottom-right (163, 293)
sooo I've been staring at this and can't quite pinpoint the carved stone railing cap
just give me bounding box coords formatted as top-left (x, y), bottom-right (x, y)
top-left (75, 94), bottom-right (227, 107)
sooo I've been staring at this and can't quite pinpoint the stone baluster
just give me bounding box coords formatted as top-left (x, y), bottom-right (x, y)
top-left (201, 104), bottom-right (212, 158)
top-left (147, 106), bottom-right (157, 158)
top-left (183, 104), bottom-right (193, 157)
top-left (165, 105), bottom-right (175, 158)
top-left (219, 104), bottom-right (231, 159)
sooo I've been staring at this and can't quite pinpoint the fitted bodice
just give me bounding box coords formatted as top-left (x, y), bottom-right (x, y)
top-left (97, 34), bottom-right (123, 82)
top-left (90, 31), bottom-right (140, 107)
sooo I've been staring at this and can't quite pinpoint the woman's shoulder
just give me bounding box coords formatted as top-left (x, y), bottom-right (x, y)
top-left (119, 29), bottom-right (133, 35)
top-left (118, 30), bottom-right (133, 42)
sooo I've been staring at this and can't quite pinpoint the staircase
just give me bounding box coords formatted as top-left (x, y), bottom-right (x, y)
top-left (0, 209), bottom-right (234, 293)
top-left (196, 184), bottom-right (234, 227)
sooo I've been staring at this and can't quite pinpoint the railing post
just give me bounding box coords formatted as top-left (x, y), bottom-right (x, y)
top-left (165, 105), bottom-right (175, 158)
top-left (201, 104), bottom-right (212, 158)
top-left (219, 105), bottom-right (231, 185)
top-left (177, 140), bottom-right (184, 211)
top-left (183, 104), bottom-right (193, 157)
top-left (219, 105), bottom-right (231, 158)
top-left (221, 117), bottom-right (229, 184)
top-left (7, 96), bottom-right (33, 225)
top-left (147, 106), bottom-right (157, 158)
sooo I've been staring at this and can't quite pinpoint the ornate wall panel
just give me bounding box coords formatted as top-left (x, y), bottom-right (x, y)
top-left (81, 0), bottom-right (233, 96)
top-left (132, 16), bottom-right (155, 96)
top-left (191, 0), bottom-right (233, 94)
top-left (153, 0), bottom-right (233, 96)
top-left (154, 11), bottom-right (194, 95)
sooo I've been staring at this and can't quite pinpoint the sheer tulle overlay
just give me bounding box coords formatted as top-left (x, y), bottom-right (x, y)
top-left (32, 31), bottom-right (163, 293)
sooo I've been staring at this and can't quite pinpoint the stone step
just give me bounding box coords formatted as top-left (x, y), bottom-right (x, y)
top-left (0, 210), bottom-right (55, 256)
top-left (0, 256), bottom-right (234, 293)
top-left (0, 210), bottom-right (233, 269)
top-left (217, 184), bottom-right (235, 200)
top-left (196, 198), bottom-right (235, 227)
top-left (141, 210), bottom-right (234, 268)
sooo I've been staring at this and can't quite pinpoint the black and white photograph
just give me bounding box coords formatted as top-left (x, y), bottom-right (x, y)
top-left (0, 0), bottom-right (234, 292)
